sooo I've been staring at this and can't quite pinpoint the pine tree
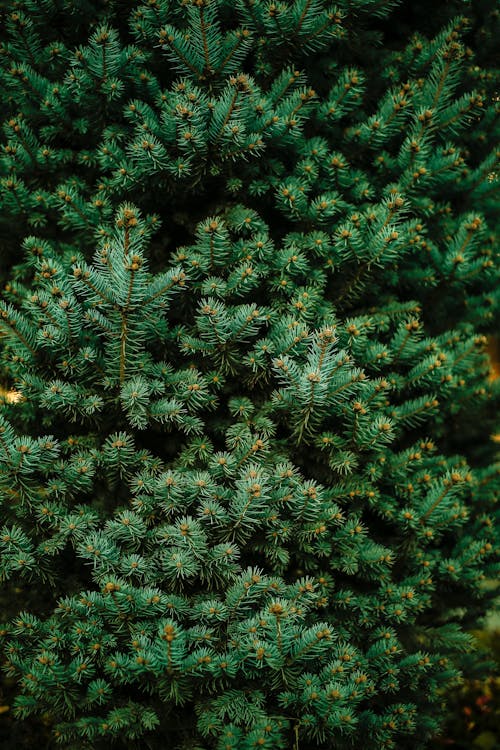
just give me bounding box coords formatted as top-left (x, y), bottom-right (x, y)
top-left (0, 1), bottom-right (499, 749)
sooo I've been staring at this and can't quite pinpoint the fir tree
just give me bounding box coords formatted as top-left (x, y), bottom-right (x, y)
top-left (0, 1), bottom-right (499, 749)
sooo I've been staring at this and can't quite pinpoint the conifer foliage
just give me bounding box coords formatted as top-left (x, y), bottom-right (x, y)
top-left (0, 0), bottom-right (499, 748)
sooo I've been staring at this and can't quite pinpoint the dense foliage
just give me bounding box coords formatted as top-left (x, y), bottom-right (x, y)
top-left (0, 0), bottom-right (499, 748)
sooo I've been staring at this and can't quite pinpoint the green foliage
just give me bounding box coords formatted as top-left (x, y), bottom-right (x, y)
top-left (430, 629), bottom-right (500, 749)
top-left (0, 0), bottom-right (499, 749)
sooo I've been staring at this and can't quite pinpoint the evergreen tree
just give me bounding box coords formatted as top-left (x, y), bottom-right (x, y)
top-left (0, 1), bottom-right (498, 748)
